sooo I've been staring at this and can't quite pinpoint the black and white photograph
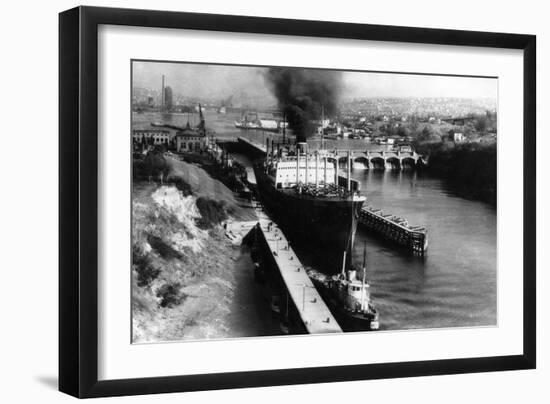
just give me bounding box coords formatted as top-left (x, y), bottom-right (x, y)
top-left (131, 60), bottom-right (498, 343)
top-left (1, 0), bottom-right (543, 401)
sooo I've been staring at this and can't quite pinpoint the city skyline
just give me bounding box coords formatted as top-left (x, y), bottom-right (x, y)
top-left (132, 61), bottom-right (498, 105)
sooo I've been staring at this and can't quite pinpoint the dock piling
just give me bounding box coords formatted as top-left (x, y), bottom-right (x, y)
top-left (358, 206), bottom-right (428, 256)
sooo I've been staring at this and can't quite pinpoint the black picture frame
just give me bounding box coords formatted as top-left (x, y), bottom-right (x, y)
top-left (59, 6), bottom-right (536, 398)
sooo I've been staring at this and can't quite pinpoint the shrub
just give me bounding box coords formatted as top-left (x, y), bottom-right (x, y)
top-left (147, 234), bottom-right (183, 260)
top-left (170, 177), bottom-right (192, 196)
top-left (195, 197), bottom-right (228, 228)
top-left (144, 151), bottom-right (170, 180)
top-left (132, 245), bottom-right (161, 287)
top-left (156, 282), bottom-right (184, 308)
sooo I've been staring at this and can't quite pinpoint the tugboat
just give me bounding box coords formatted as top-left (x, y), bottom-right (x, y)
top-left (308, 241), bottom-right (379, 331)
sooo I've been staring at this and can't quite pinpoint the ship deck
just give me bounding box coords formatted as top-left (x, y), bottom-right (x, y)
top-left (256, 169), bottom-right (363, 202)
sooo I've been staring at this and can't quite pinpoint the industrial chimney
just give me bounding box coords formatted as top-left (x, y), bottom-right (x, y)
top-left (161, 75), bottom-right (165, 109)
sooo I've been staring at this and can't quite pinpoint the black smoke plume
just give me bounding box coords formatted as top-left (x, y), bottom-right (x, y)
top-left (265, 68), bottom-right (343, 142)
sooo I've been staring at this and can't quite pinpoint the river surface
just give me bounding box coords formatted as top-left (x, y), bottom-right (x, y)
top-left (349, 171), bottom-right (496, 330)
top-left (134, 110), bottom-right (497, 331)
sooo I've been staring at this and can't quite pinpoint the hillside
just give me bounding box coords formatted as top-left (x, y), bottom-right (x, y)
top-left (131, 157), bottom-right (262, 342)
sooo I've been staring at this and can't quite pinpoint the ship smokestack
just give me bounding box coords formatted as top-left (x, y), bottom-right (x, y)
top-left (347, 150), bottom-right (351, 192)
top-left (305, 143), bottom-right (309, 185)
top-left (296, 145), bottom-right (300, 184)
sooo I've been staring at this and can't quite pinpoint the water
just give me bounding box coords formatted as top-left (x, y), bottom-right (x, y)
top-left (268, 169), bottom-right (497, 331)
top-left (349, 170), bottom-right (496, 330)
top-left (135, 110), bottom-right (497, 332)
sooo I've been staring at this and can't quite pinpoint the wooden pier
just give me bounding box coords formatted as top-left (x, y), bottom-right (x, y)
top-left (244, 208), bottom-right (342, 334)
top-left (358, 206), bottom-right (428, 255)
top-left (237, 136), bottom-right (267, 154)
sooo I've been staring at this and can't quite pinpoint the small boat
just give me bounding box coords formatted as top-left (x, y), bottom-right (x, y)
top-left (235, 111), bottom-right (261, 129)
top-left (235, 120), bottom-right (261, 129)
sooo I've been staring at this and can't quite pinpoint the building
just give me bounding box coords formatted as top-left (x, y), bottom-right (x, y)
top-left (453, 132), bottom-right (464, 142)
top-left (258, 119), bottom-right (278, 130)
top-left (396, 143), bottom-right (413, 153)
top-left (448, 130), bottom-right (465, 143)
top-left (164, 86), bottom-right (173, 111)
top-left (132, 129), bottom-right (171, 151)
top-left (175, 123), bottom-right (206, 153)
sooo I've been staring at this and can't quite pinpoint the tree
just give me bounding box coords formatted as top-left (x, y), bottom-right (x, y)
top-left (475, 116), bottom-right (488, 133)
top-left (409, 115), bottom-right (420, 133)
top-left (418, 125), bottom-right (441, 143)
top-left (418, 126), bottom-right (433, 141)
top-left (397, 126), bottom-right (411, 138)
top-left (144, 151), bottom-right (169, 183)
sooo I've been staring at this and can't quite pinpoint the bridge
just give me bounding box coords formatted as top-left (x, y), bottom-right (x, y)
top-left (329, 149), bottom-right (423, 170)
top-left (235, 137), bottom-right (424, 170)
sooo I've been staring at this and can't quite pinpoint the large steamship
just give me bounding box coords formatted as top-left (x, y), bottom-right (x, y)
top-left (253, 142), bottom-right (366, 256)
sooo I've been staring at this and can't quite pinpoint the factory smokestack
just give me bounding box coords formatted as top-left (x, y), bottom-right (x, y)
top-left (265, 67), bottom-right (342, 142)
top-left (161, 75), bottom-right (165, 109)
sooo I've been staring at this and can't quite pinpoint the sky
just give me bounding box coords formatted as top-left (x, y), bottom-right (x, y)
top-left (342, 72), bottom-right (497, 99)
top-left (132, 60), bottom-right (497, 102)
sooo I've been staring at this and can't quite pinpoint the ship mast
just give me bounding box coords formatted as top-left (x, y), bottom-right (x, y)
top-left (343, 184), bottom-right (358, 271)
top-left (347, 150), bottom-right (351, 192)
top-left (341, 250), bottom-right (347, 277)
top-left (361, 242), bottom-right (367, 311)
top-left (321, 104), bottom-right (325, 150)
top-left (315, 151), bottom-right (319, 188)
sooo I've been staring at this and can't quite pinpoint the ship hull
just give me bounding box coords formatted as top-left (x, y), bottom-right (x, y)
top-left (253, 164), bottom-right (365, 257)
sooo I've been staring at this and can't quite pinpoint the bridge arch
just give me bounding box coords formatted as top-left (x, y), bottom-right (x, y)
top-left (401, 157), bottom-right (416, 170)
top-left (386, 156), bottom-right (401, 170)
top-left (337, 156), bottom-right (350, 169)
top-left (353, 156), bottom-right (369, 170)
top-left (370, 157), bottom-right (386, 170)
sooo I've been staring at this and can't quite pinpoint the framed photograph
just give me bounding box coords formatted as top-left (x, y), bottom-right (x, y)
top-left (59, 6), bottom-right (536, 398)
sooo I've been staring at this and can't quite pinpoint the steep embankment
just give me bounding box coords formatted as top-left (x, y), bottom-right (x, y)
top-left (166, 156), bottom-right (255, 221)
top-left (131, 157), bottom-right (258, 342)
